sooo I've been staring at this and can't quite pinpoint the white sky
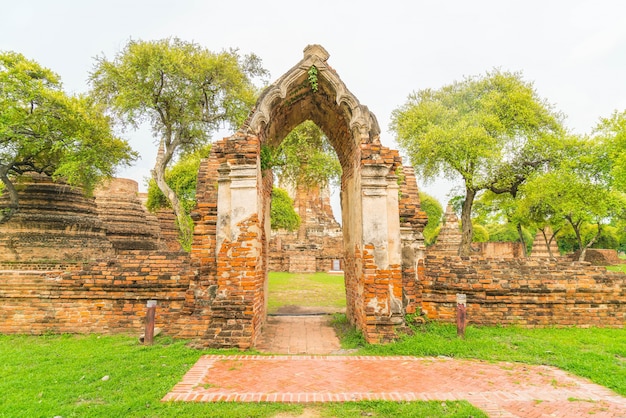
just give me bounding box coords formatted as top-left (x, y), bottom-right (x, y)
top-left (3, 0), bottom-right (626, 207)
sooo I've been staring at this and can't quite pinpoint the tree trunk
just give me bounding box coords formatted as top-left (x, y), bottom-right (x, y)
top-left (578, 223), bottom-right (602, 262)
top-left (0, 166), bottom-right (19, 224)
top-left (516, 223), bottom-right (528, 257)
top-left (568, 218), bottom-right (586, 262)
top-left (296, 183), bottom-right (307, 242)
top-left (152, 140), bottom-right (193, 251)
top-left (459, 187), bottom-right (476, 256)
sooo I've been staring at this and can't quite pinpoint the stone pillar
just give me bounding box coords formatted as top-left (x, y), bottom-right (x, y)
top-left (360, 164), bottom-right (404, 343)
top-left (211, 162), bottom-right (263, 348)
top-left (216, 164), bottom-right (259, 252)
top-left (362, 164), bottom-right (392, 268)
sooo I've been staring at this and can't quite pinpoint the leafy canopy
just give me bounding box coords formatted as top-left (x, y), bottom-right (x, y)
top-left (90, 38), bottom-right (267, 248)
top-left (0, 51), bottom-right (136, 221)
top-left (391, 69), bottom-right (563, 255)
top-left (594, 109), bottom-right (626, 191)
top-left (266, 120), bottom-right (341, 190)
top-left (515, 135), bottom-right (626, 260)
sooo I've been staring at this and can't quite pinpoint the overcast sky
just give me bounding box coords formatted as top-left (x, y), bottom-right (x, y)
top-left (3, 0), bottom-right (626, 207)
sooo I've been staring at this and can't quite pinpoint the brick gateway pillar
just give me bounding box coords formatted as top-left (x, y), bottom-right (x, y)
top-left (189, 45), bottom-right (426, 347)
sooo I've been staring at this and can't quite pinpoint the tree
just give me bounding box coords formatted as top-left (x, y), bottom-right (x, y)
top-left (266, 120), bottom-right (341, 190)
top-left (419, 192), bottom-right (443, 246)
top-left (146, 144), bottom-right (210, 250)
top-left (0, 51), bottom-right (136, 223)
top-left (90, 38), bottom-right (267, 245)
top-left (595, 110), bottom-right (626, 191)
top-left (391, 70), bottom-right (563, 255)
top-left (473, 191), bottom-right (534, 256)
top-left (270, 187), bottom-right (300, 231)
top-left (517, 136), bottom-right (626, 261)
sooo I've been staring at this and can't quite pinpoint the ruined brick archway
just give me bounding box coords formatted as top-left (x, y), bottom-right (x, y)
top-left (190, 45), bottom-right (426, 348)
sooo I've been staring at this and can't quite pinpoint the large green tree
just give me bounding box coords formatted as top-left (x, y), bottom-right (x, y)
top-left (595, 110), bottom-right (626, 191)
top-left (90, 38), bottom-right (267, 245)
top-left (516, 136), bottom-right (625, 260)
top-left (391, 70), bottom-right (563, 255)
top-left (0, 51), bottom-right (136, 223)
top-left (270, 187), bottom-right (301, 231)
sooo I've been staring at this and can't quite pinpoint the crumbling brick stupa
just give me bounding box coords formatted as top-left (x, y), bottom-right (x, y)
top-left (0, 174), bottom-right (179, 262)
top-left (0, 173), bottom-right (115, 262)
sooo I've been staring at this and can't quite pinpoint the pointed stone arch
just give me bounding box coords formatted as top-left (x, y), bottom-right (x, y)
top-left (189, 45), bottom-right (426, 348)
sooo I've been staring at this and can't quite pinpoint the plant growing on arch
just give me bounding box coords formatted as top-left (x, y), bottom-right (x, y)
top-left (391, 70), bottom-right (564, 255)
top-left (89, 38), bottom-right (267, 248)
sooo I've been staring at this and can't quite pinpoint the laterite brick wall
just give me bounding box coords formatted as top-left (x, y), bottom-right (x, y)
top-left (419, 254), bottom-right (626, 327)
top-left (0, 251), bottom-right (194, 336)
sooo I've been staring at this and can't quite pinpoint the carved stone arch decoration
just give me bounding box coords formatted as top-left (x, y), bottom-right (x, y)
top-left (245, 44), bottom-right (380, 145)
top-left (188, 45), bottom-right (426, 349)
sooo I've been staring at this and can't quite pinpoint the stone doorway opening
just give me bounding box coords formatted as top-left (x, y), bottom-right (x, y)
top-left (265, 119), bottom-right (346, 321)
top-left (190, 45), bottom-right (426, 348)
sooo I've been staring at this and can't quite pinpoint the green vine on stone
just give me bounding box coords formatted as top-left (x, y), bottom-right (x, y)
top-left (307, 65), bottom-right (319, 92)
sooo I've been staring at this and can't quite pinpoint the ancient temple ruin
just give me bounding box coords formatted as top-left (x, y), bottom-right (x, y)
top-left (189, 44), bottom-right (427, 345)
top-left (1, 45), bottom-right (623, 347)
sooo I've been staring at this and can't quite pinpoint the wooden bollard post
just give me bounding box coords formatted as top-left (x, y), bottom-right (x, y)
top-left (456, 293), bottom-right (466, 339)
top-left (144, 300), bottom-right (157, 345)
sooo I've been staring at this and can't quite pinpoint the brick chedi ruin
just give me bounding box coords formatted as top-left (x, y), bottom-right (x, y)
top-left (268, 182), bottom-right (343, 273)
top-left (0, 173), bottom-right (115, 262)
top-left (430, 204), bottom-right (462, 255)
top-left (94, 178), bottom-right (162, 251)
top-left (0, 45), bottom-right (624, 347)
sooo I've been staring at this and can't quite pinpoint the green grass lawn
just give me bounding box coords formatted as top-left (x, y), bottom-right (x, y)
top-left (1, 272), bottom-right (624, 417)
top-left (0, 333), bottom-right (483, 417)
top-left (606, 263), bottom-right (626, 273)
top-left (267, 271), bottom-right (346, 313)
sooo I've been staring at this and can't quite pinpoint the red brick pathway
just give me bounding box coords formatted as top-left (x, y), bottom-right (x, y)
top-left (163, 355), bottom-right (626, 417)
top-left (255, 315), bottom-right (341, 355)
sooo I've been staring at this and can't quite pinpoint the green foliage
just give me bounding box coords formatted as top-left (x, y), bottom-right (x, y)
top-left (146, 144), bottom-right (209, 214)
top-left (260, 144), bottom-right (280, 171)
top-left (272, 120), bottom-right (341, 190)
top-left (391, 69), bottom-right (564, 254)
top-left (90, 38), bottom-right (267, 244)
top-left (471, 223), bottom-right (489, 242)
top-left (90, 38), bottom-right (267, 144)
top-left (0, 51), bottom-right (136, 221)
top-left (516, 135), bottom-right (626, 258)
top-left (419, 192), bottom-right (443, 245)
top-left (557, 223), bottom-right (620, 253)
top-left (145, 145), bottom-right (210, 251)
top-left (594, 109), bottom-right (626, 191)
top-left (270, 187), bottom-right (300, 231)
top-left (486, 222), bottom-right (534, 245)
top-left (307, 65), bottom-right (319, 92)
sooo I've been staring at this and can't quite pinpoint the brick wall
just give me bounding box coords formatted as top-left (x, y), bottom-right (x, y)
top-left (419, 254), bottom-right (626, 327)
top-left (0, 251), bottom-right (194, 336)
